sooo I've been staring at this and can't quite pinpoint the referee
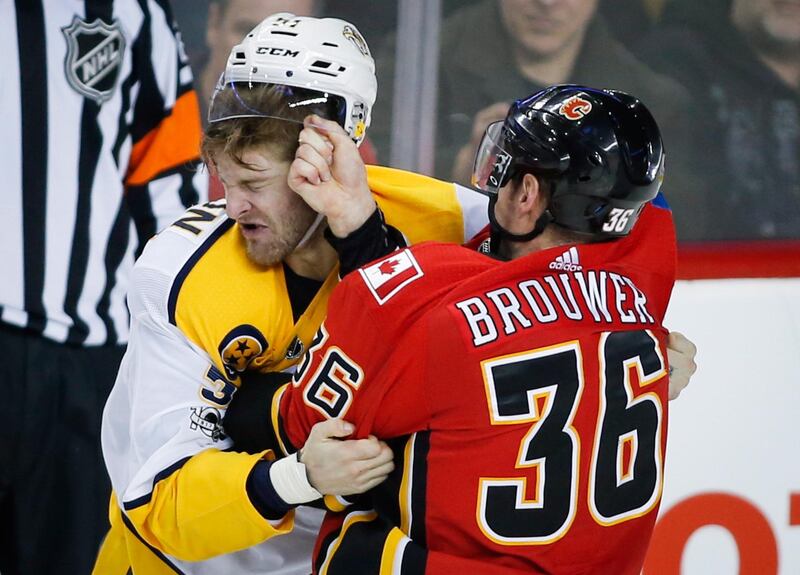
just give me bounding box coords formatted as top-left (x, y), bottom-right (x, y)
top-left (0, 2), bottom-right (207, 573)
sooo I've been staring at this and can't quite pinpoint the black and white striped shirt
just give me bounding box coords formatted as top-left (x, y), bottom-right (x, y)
top-left (1, 0), bottom-right (208, 346)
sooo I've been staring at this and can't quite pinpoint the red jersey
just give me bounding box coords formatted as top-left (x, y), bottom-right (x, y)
top-left (279, 201), bottom-right (676, 574)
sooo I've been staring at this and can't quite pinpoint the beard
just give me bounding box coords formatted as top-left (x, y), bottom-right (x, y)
top-left (243, 204), bottom-right (317, 267)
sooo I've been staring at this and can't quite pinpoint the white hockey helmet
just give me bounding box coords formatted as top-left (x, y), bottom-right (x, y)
top-left (208, 12), bottom-right (376, 146)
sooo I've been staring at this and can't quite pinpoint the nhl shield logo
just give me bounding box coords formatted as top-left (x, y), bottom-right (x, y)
top-left (62, 16), bottom-right (125, 103)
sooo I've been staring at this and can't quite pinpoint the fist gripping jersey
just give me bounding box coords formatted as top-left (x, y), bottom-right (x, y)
top-left (279, 201), bottom-right (676, 574)
top-left (96, 166), bottom-right (487, 575)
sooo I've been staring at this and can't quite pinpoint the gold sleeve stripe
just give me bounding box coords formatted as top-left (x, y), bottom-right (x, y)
top-left (399, 433), bottom-right (417, 534)
top-left (272, 383), bottom-right (290, 456)
top-left (379, 527), bottom-right (409, 575)
top-left (323, 494), bottom-right (349, 513)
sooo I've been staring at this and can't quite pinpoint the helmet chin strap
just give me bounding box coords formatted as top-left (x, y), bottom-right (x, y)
top-left (295, 212), bottom-right (326, 251)
top-left (487, 194), bottom-right (552, 255)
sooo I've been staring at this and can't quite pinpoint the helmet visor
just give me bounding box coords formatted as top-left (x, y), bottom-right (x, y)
top-left (472, 121), bottom-right (513, 195)
top-left (208, 79), bottom-right (348, 127)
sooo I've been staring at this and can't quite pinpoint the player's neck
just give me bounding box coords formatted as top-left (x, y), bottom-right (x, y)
top-left (505, 227), bottom-right (583, 260)
top-left (285, 232), bottom-right (337, 281)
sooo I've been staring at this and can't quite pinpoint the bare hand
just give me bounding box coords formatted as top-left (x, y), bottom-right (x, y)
top-left (666, 331), bottom-right (698, 400)
top-left (451, 101), bottom-right (511, 184)
top-left (288, 115), bottom-right (377, 238)
top-left (300, 418), bottom-right (394, 496)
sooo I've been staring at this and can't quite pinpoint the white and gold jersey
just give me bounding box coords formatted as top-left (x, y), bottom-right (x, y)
top-left (96, 166), bottom-right (487, 574)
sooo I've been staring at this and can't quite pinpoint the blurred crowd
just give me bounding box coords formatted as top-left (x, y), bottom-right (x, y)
top-left (175, 0), bottom-right (799, 242)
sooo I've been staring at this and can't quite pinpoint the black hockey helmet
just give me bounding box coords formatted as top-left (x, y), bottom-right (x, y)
top-left (472, 84), bottom-right (665, 238)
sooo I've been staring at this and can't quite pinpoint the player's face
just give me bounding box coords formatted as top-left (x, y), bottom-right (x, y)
top-left (217, 146), bottom-right (317, 266)
top-left (498, 0), bottom-right (598, 60)
top-left (201, 0), bottom-right (317, 106)
top-left (732, 0), bottom-right (800, 46)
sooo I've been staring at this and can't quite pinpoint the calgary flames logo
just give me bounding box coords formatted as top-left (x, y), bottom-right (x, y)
top-left (558, 95), bottom-right (592, 121)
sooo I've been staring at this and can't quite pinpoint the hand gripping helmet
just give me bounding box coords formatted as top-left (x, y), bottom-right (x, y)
top-left (472, 85), bottom-right (665, 239)
top-left (208, 13), bottom-right (377, 146)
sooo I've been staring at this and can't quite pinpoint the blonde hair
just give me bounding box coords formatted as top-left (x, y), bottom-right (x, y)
top-left (201, 84), bottom-right (308, 170)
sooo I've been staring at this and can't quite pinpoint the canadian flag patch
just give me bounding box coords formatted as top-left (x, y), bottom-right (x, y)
top-left (359, 249), bottom-right (424, 305)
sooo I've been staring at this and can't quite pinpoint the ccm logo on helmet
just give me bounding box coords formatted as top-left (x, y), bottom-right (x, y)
top-left (558, 95), bottom-right (592, 121)
top-left (255, 47), bottom-right (300, 57)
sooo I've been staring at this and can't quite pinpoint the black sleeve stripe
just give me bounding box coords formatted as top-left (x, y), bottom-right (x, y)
top-left (15, 0), bottom-right (48, 334)
top-left (275, 405), bottom-right (297, 456)
top-left (314, 524), bottom-right (342, 575)
top-left (130, 0), bottom-right (166, 144)
top-left (62, 95), bottom-right (100, 343)
top-left (152, 0), bottom-right (194, 95)
top-left (65, 0), bottom-right (111, 346)
top-left (178, 160), bottom-right (202, 208)
top-left (122, 456), bottom-right (192, 510)
top-left (409, 430), bottom-right (430, 544)
top-left (126, 160), bottom-right (203, 258)
top-left (325, 516), bottom-right (391, 574)
top-left (96, 200), bottom-right (133, 345)
top-left (399, 539), bottom-right (428, 574)
top-left (111, 37), bottom-right (137, 166)
top-left (150, 0), bottom-right (177, 27)
top-left (120, 512), bottom-right (186, 574)
top-left (126, 179), bottom-right (157, 258)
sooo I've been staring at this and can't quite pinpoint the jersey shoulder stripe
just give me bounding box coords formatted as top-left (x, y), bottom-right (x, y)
top-left (131, 200), bottom-right (230, 323)
top-left (167, 218), bottom-right (234, 325)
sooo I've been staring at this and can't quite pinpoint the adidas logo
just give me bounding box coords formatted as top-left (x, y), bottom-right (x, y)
top-left (549, 247), bottom-right (582, 271)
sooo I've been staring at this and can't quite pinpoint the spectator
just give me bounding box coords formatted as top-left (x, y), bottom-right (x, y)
top-left (197, 0), bottom-right (318, 121)
top-left (598, 0), bottom-right (659, 47)
top-left (372, 0), bottom-right (707, 240)
top-left (0, 2), bottom-right (206, 574)
top-left (637, 0), bottom-right (800, 240)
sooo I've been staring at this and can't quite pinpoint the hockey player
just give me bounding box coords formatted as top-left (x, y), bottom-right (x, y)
top-left (258, 85), bottom-right (682, 574)
top-left (93, 13), bottom-right (488, 575)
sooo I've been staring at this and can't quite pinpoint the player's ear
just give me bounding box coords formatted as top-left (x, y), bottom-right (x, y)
top-left (518, 173), bottom-right (545, 216)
